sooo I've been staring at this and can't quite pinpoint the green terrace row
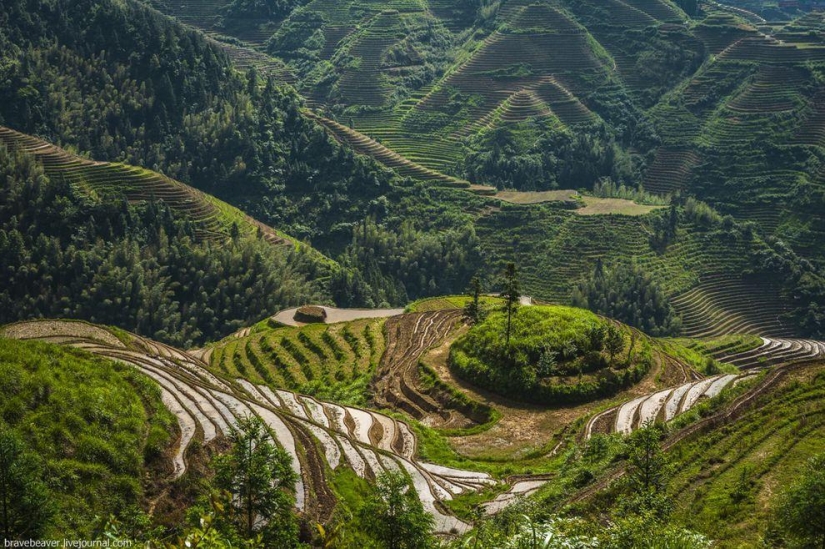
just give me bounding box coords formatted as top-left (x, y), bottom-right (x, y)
top-left (209, 318), bottom-right (385, 395)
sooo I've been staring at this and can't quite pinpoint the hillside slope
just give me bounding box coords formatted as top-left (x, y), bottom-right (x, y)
top-left (0, 138), bottom-right (329, 347)
top-left (0, 319), bottom-right (501, 534)
top-left (0, 126), bottom-right (326, 256)
top-left (0, 336), bottom-right (177, 538)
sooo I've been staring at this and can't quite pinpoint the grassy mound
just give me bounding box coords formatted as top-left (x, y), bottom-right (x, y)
top-left (0, 337), bottom-right (175, 537)
top-left (448, 306), bottom-right (652, 405)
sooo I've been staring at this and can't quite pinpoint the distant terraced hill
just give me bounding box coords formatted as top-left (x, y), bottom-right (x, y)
top-left (0, 126), bottom-right (331, 263)
top-left (132, 0), bottom-right (825, 340)
top-left (647, 11), bottom-right (825, 264)
top-left (137, 1), bottom-right (825, 261)
top-left (473, 202), bottom-right (809, 338)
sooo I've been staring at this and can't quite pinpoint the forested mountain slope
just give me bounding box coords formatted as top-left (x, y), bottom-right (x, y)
top-left (2, 0), bottom-right (824, 338)
top-left (0, 138), bottom-right (326, 347)
top-left (119, 0), bottom-right (825, 336)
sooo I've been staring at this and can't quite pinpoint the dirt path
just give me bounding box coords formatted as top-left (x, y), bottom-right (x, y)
top-left (372, 311), bottom-right (473, 428)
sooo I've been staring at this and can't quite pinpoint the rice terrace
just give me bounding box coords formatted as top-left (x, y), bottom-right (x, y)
top-left (1, 0), bottom-right (825, 547)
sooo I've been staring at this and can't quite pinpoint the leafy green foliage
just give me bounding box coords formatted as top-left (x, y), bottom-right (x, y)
top-left (213, 416), bottom-right (299, 547)
top-left (501, 262), bottom-right (521, 345)
top-left (462, 124), bottom-right (636, 191)
top-left (357, 470), bottom-right (434, 549)
top-left (452, 504), bottom-right (711, 549)
top-left (330, 218), bottom-right (483, 307)
top-left (0, 338), bottom-right (173, 538)
top-left (572, 262), bottom-right (682, 337)
top-left (463, 276), bottom-right (484, 324)
top-left (0, 429), bottom-right (52, 541)
top-left (0, 145), bottom-right (323, 347)
top-left (622, 425), bottom-right (672, 519)
top-left (449, 306), bottom-right (652, 404)
top-left (773, 454), bottom-right (825, 549)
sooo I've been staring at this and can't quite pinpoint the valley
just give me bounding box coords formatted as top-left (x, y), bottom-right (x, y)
top-left (2, 0), bottom-right (825, 546)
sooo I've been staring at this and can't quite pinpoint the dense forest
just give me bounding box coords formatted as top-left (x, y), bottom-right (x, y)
top-left (0, 0), bottom-right (495, 310)
top-left (0, 144), bottom-right (324, 347)
top-left (0, 0), bottom-right (394, 244)
top-left (330, 218), bottom-right (483, 307)
top-left (572, 261), bottom-right (682, 337)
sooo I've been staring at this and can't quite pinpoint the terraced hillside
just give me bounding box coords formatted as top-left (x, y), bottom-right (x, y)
top-left (666, 359), bottom-right (825, 546)
top-left (372, 310), bottom-right (494, 430)
top-left (130, 0), bottom-right (825, 340)
top-left (586, 332), bottom-right (825, 438)
top-left (646, 11), bottom-right (825, 262)
top-left (474, 202), bottom-right (811, 338)
top-left (0, 126), bottom-right (320, 255)
top-left (206, 314), bottom-right (388, 405)
top-left (136, 0), bottom-right (825, 263)
top-left (0, 319), bottom-right (502, 534)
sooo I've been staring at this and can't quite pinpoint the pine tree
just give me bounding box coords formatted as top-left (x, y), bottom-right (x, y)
top-left (213, 416), bottom-right (299, 545)
top-left (500, 262), bottom-right (520, 346)
top-left (358, 471), bottom-right (434, 549)
top-left (463, 276), bottom-right (482, 323)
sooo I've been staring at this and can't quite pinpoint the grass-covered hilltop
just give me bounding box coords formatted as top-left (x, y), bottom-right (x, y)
top-left (1, 0), bottom-right (825, 547)
top-left (450, 306), bottom-right (652, 404)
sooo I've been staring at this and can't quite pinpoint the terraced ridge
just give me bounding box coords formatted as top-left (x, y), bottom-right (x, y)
top-left (0, 126), bottom-right (300, 249)
top-left (726, 65), bottom-right (805, 113)
top-left (207, 317), bottom-right (386, 397)
top-left (587, 335), bottom-right (825, 438)
top-left (334, 11), bottom-right (399, 108)
top-left (717, 34), bottom-right (825, 64)
top-left (641, 148), bottom-right (700, 195)
top-left (669, 273), bottom-right (795, 339)
top-left (692, 12), bottom-right (759, 54)
top-left (0, 319), bottom-right (500, 534)
top-left (794, 89), bottom-right (825, 147)
top-left (775, 11), bottom-right (825, 45)
top-left (450, 76), bottom-right (597, 140)
top-left (476, 207), bottom-right (652, 303)
top-left (410, 3), bottom-right (609, 136)
top-left (585, 373), bottom-right (755, 438)
top-left (620, 0), bottom-right (685, 22)
top-left (717, 337), bottom-right (825, 369)
top-left (373, 310), bottom-right (487, 429)
top-left (307, 113), bottom-right (496, 193)
top-left (570, 357), bottom-right (825, 510)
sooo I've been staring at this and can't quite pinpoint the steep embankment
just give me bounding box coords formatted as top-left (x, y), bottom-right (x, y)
top-left (0, 336), bottom-right (176, 538)
top-left (1, 319), bottom-right (506, 534)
